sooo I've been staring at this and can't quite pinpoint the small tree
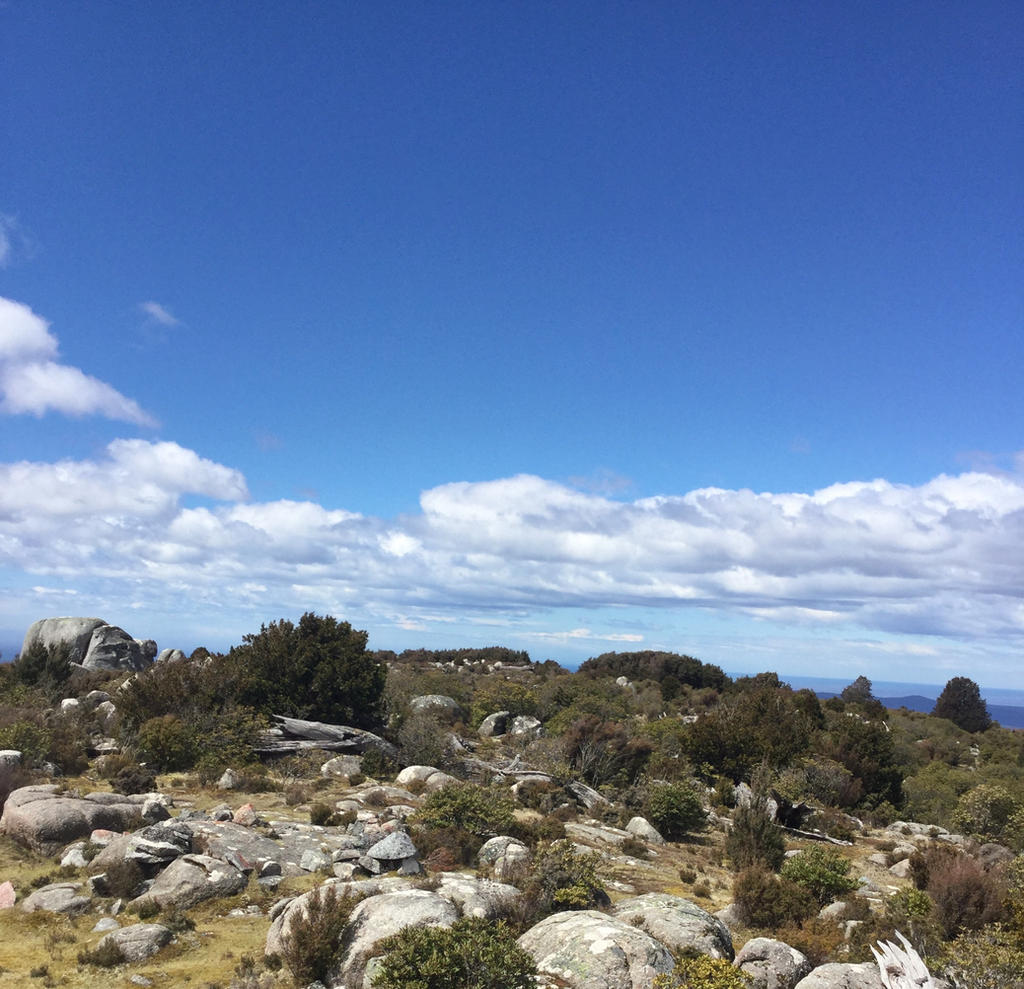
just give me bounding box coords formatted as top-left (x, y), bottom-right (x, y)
top-left (645, 783), bottom-right (707, 841)
top-left (726, 795), bottom-right (785, 871)
top-left (933, 677), bottom-right (992, 733)
top-left (414, 783), bottom-right (516, 838)
top-left (780, 846), bottom-right (858, 905)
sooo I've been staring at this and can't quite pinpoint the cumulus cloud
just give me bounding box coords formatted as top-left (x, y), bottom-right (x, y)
top-left (1, 441), bottom-right (1023, 648)
top-left (139, 301), bottom-right (179, 326)
top-left (0, 296), bottom-right (157, 426)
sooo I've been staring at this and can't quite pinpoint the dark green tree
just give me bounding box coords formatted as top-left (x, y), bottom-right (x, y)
top-left (840, 675), bottom-right (886, 717)
top-left (933, 677), bottom-right (992, 733)
top-left (229, 612), bottom-right (386, 729)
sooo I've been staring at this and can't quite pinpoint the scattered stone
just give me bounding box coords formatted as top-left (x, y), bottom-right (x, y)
top-left (218, 768), bottom-right (241, 790)
top-left (888, 859), bottom-right (913, 879)
top-left (0, 881), bottom-right (16, 908)
top-left (60, 697), bottom-right (81, 714)
top-left (93, 917), bottom-right (120, 932)
top-left (0, 750), bottom-right (21, 770)
top-left (509, 715), bottom-right (542, 738)
top-left (233, 803), bottom-right (259, 827)
top-left (300, 849), bottom-right (332, 873)
top-left (321, 754), bottom-right (363, 778)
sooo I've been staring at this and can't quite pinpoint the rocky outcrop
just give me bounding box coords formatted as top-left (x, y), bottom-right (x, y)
top-left (518, 910), bottom-right (674, 989)
top-left (478, 711), bottom-right (510, 737)
top-left (21, 617), bottom-right (156, 672)
top-left (793, 963), bottom-right (884, 989)
top-left (156, 648), bottom-right (186, 663)
top-left (611, 893), bottom-right (733, 961)
top-left (479, 835), bottom-right (531, 881)
top-left (96, 923), bottom-right (173, 963)
top-left (0, 785), bottom-right (168, 855)
top-left (133, 853), bottom-right (247, 911)
top-left (736, 938), bottom-right (813, 989)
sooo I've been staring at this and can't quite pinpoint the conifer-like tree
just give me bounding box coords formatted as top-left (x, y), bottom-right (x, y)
top-left (932, 677), bottom-right (991, 733)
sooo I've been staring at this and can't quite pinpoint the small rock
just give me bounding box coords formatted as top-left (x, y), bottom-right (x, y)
top-left (625, 816), bottom-right (665, 845)
top-left (0, 880), bottom-right (16, 908)
top-left (93, 917), bottom-right (120, 932)
top-left (218, 768), bottom-right (241, 790)
top-left (233, 803), bottom-right (259, 827)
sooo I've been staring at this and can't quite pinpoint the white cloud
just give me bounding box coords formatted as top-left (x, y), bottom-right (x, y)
top-left (1, 437), bottom-right (1024, 654)
top-left (139, 301), bottom-right (179, 326)
top-left (0, 296), bottom-right (157, 426)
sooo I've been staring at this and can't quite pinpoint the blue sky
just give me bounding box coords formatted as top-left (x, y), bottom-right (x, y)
top-left (1, 2), bottom-right (1021, 686)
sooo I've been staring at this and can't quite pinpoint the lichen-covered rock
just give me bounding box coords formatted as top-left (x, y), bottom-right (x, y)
top-left (97, 923), bottom-right (172, 963)
top-left (409, 695), bottom-right (464, 722)
top-left (611, 893), bottom-right (733, 960)
top-left (133, 853), bottom-right (246, 911)
top-left (478, 711), bottom-right (510, 737)
top-left (518, 909), bottom-right (674, 989)
top-left (625, 816), bottom-right (664, 845)
top-left (736, 938), bottom-right (813, 989)
top-left (793, 963), bottom-right (884, 989)
top-left (479, 835), bottom-right (531, 881)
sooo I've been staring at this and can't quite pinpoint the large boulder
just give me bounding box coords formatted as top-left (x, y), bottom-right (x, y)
top-left (518, 910), bottom-right (674, 989)
top-left (611, 893), bottom-right (733, 960)
top-left (736, 938), bottom-right (813, 989)
top-left (21, 617), bottom-right (157, 672)
top-left (0, 786), bottom-right (166, 855)
top-left (96, 923), bottom-right (173, 963)
top-left (133, 853), bottom-right (247, 911)
top-left (339, 889), bottom-right (461, 987)
top-left (479, 836), bottom-right (531, 882)
top-left (793, 963), bottom-right (884, 989)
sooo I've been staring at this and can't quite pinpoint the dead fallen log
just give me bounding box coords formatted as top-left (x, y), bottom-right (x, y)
top-left (253, 716), bottom-right (399, 760)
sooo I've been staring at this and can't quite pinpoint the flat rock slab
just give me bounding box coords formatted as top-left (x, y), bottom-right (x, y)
top-left (20, 882), bottom-right (91, 915)
top-left (518, 909), bottom-right (674, 989)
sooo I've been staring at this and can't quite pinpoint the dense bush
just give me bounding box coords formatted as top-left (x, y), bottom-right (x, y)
top-left (579, 650), bottom-right (730, 691)
top-left (644, 782), bottom-right (707, 841)
top-left (414, 783), bottom-right (516, 837)
top-left (371, 917), bottom-right (536, 989)
top-left (733, 867), bottom-right (816, 929)
top-left (229, 613), bottom-right (386, 729)
top-left (561, 715), bottom-right (652, 787)
top-left (780, 846), bottom-right (858, 905)
top-left (933, 677), bottom-right (992, 733)
top-left (952, 784), bottom-right (1020, 843)
top-left (925, 851), bottom-right (1006, 938)
top-left (279, 884), bottom-right (355, 987)
top-left (11, 641), bottom-right (73, 699)
top-left (136, 714), bottom-right (195, 772)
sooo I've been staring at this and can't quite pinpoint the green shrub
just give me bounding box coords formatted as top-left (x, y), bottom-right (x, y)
top-left (725, 798), bottom-right (784, 871)
top-left (653, 951), bottom-right (751, 989)
top-left (310, 802), bottom-right (344, 827)
top-left (939, 924), bottom-right (1024, 989)
top-left (414, 783), bottom-right (516, 838)
top-left (136, 714), bottom-right (196, 771)
top-left (952, 784), bottom-right (1020, 843)
top-left (77, 941), bottom-right (125, 967)
top-left (280, 884), bottom-right (355, 987)
top-left (371, 916), bottom-right (536, 989)
top-left (645, 782), bottom-right (707, 841)
top-left (0, 720), bottom-right (51, 764)
top-left (523, 840), bottom-right (606, 917)
top-left (12, 641), bottom-right (73, 698)
top-left (360, 745), bottom-right (398, 780)
top-left (733, 867), bottom-right (816, 929)
top-left (780, 846), bottom-right (858, 905)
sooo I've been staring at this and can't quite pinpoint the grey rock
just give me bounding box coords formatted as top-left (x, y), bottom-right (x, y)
top-left (60, 697), bottom-right (81, 714)
top-left (321, 754), bottom-right (363, 779)
top-left (83, 690), bottom-right (112, 709)
top-left (21, 882), bottom-right (91, 915)
top-left (300, 849), bottom-right (332, 873)
top-left (83, 625), bottom-right (157, 671)
top-left (156, 648), bottom-right (186, 663)
top-left (478, 711), bottom-right (510, 737)
top-left (366, 830), bottom-right (417, 861)
top-left (409, 694), bottom-right (464, 722)
top-left (479, 836), bottom-right (531, 881)
top-left (509, 715), bottom-right (542, 737)
top-left (218, 768), bottom-right (242, 790)
top-left (793, 963), bottom-right (884, 989)
top-left (736, 938), bottom-right (813, 989)
top-left (21, 617), bottom-right (106, 666)
top-left (888, 859), bottom-right (913, 878)
top-left (93, 917), bottom-right (120, 932)
top-left (97, 923), bottom-right (173, 963)
top-left (94, 701), bottom-right (118, 730)
top-left (625, 816), bottom-right (665, 845)
top-left (611, 893), bottom-right (733, 960)
top-left (134, 853), bottom-right (246, 911)
top-left (0, 785), bottom-right (159, 855)
top-left (0, 750), bottom-right (21, 770)
top-left (340, 890), bottom-right (461, 986)
top-left (518, 909), bottom-right (674, 989)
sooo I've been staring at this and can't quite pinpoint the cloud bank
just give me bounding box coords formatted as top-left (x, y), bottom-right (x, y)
top-left (1, 440), bottom-right (1022, 646)
top-left (0, 296), bottom-right (157, 426)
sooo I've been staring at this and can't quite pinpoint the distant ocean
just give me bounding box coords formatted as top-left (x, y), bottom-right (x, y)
top-left (752, 673), bottom-right (1024, 731)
